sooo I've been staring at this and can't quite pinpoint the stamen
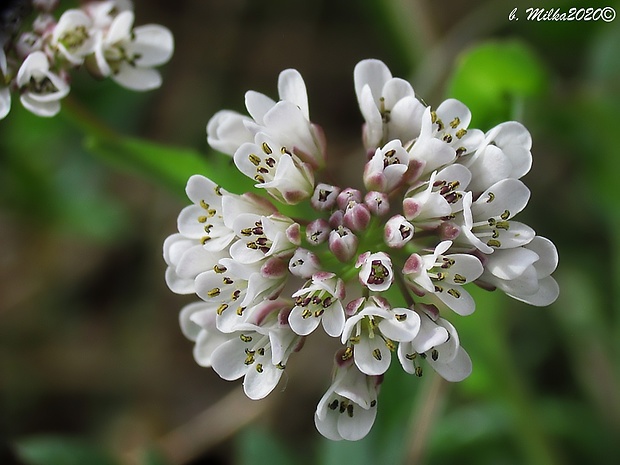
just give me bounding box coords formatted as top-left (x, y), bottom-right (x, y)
top-left (248, 153), bottom-right (261, 166)
top-left (207, 288), bottom-right (220, 297)
top-left (262, 142), bottom-right (273, 154)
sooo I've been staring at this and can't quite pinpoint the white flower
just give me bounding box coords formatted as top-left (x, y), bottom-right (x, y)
top-left (16, 51), bottom-right (70, 117)
top-left (288, 272), bottom-right (346, 337)
top-left (363, 139), bottom-right (410, 193)
top-left (315, 359), bottom-right (381, 441)
top-left (234, 131), bottom-right (315, 204)
top-left (176, 175), bottom-right (237, 252)
top-left (0, 49), bottom-right (10, 120)
top-left (162, 233), bottom-right (228, 295)
top-left (480, 236), bottom-right (559, 306)
top-left (402, 241), bottom-right (483, 316)
top-left (460, 178), bottom-right (536, 254)
top-left (342, 297), bottom-right (421, 375)
top-left (398, 308), bottom-right (472, 382)
top-left (208, 68), bottom-right (326, 168)
top-left (179, 301), bottom-right (231, 367)
top-left (403, 165), bottom-right (472, 230)
top-left (229, 212), bottom-right (300, 264)
top-left (356, 251), bottom-right (394, 292)
top-left (206, 110), bottom-right (255, 156)
top-left (209, 300), bottom-right (301, 400)
top-left (461, 121), bottom-right (532, 193)
top-left (418, 98), bottom-right (484, 157)
top-left (288, 248), bottom-right (321, 279)
top-left (51, 9), bottom-right (95, 65)
top-left (195, 256), bottom-right (288, 332)
top-left (92, 10), bottom-right (173, 90)
top-left (84, 0), bottom-right (134, 29)
top-left (354, 58), bottom-right (426, 149)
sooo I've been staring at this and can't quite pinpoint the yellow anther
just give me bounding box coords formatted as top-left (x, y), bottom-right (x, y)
top-left (207, 287), bottom-right (221, 297)
top-left (216, 304), bottom-right (228, 315)
top-left (248, 153), bottom-right (261, 166)
top-left (447, 288), bottom-right (461, 298)
top-left (456, 128), bottom-right (467, 139)
top-left (261, 142), bottom-right (273, 154)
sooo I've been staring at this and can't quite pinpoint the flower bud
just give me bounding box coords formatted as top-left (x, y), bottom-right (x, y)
top-left (306, 219), bottom-right (330, 245)
top-left (343, 202), bottom-right (371, 232)
top-left (364, 191), bottom-right (390, 216)
top-left (328, 226), bottom-right (358, 262)
top-left (311, 183), bottom-right (340, 211)
top-left (336, 188), bottom-right (362, 210)
top-left (384, 215), bottom-right (414, 248)
top-left (289, 248), bottom-right (321, 278)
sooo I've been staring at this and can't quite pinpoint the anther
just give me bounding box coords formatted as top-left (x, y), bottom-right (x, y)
top-left (216, 304), bottom-right (228, 315)
top-left (447, 288), bottom-right (461, 298)
top-left (248, 153), bottom-right (261, 166)
top-left (207, 288), bottom-right (221, 297)
top-left (261, 142), bottom-right (273, 154)
top-left (372, 349), bottom-right (382, 361)
top-left (453, 274), bottom-right (466, 284)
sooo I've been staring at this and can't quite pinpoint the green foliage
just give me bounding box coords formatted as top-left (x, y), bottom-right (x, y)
top-left (447, 40), bottom-right (549, 128)
top-left (84, 135), bottom-right (255, 196)
top-left (15, 437), bottom-right (118, 465)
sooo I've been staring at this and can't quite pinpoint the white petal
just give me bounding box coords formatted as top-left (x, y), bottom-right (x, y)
top-left (354, 59), bottom-right (392, 105)
top-left (472, 179), bottom-right (530, 220)
top-left (210, 337), bottom-right (248, 380)
top-left (337, 403), bottom-right (377, 441)
top-left (277, 68), bottom-right (309, 119)
top-left (0, 88), bottom-right (10, 119)
top-left (446, 254), bottom-right (484, 283)
top-left (429, 346), bottom-right (472, 382)
top-left (130, 24), bottom-right (174, 67)
top-left (436, 98), bottom-right (472, 128)
top-left (490, 121), bottom-right (532, 179)
top-left (485, 247), bottom-right (539, 280)
top-left (382, 78), bottom-right (414, 108)
top-left (20, 94), bottom-right (60, 117)
top-left (179, 301), bottom-right (209, 341)
top-left (288, 306), bottom-right (321, 336)
top-left (507, 276), bottom-right (559, 306)
top-left (243, 362), bottom-right (283, 400)
top-left (355, 336), bottom-right (391, 375)
top-left (105, 10), bottom-right (134, 45)
top-left (112, 64), bottom-right (162, 91)
top-left (358, 85), bottom-right (383, 148)
top-left (378, 309), bottom-right (420, 342)
top-left (321, 304), bottom-right (346, 337)
top-left (314, 408), bottom-right (342, 441)
top-left (435, 286), bottom-right (476, 316)
top-left (466, 144), bottom-right (513, 193)
top-left (244, 90), bottom-right (275, 124)
top-left (207, 110), bottom-right (254, 155)
top-left (495, 221), bottom-right (536, 249)
top-left (527, 236), bottom-right (558, 278)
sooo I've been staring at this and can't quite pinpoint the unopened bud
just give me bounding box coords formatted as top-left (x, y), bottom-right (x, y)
top-left (328, 226), bottom-right (358, 262)
top-left (343, 202), bottom-right (371, 232)
top-left (364, 191), bottom-right (390, 216)
top-left (311, 183), bottom-right (340, 211)
top-left (336, 188), bottom-right (362, 210)
top-left (288, 248), bottom-right (321, 279)
top-left (384, 215), bottom-right (414, 248)
top-left (306, 219), bottom-right (330, 245)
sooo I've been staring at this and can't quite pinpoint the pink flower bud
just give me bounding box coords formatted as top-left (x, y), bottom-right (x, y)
top-left (343, 202), bottom-right (371, 232)
top-left (306, 219), bottom-right (330, 245)
top-left (289, 248), bottom-right (321, 278)
top-left (384, 215), bottom-right (414, 248)
top-left (336, 188), bottom-right (362, 210)
top-left (328, 226), bottom-right (358, 262)
top-left (364, 191), bottom-right (390, 216)
top-left (311, 183), bottom-right (340, 211)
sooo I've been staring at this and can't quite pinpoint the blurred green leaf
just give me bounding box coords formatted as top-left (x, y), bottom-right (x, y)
top-left (447, 40), bottom-right (549, 128)
top-left (237, 428), bottom-right (298, 465)
top-left (317, 434), bottom-right (375, 465)
top-left (85, 135), bottom-right (255, 196)
top-left (15, 436), bottom-right (118, 465)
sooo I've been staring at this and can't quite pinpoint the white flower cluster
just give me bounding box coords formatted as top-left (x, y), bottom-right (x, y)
top-left (164, 59), bottom-right (559, 441)
top-left (0, 0), bottom-right (173, 119)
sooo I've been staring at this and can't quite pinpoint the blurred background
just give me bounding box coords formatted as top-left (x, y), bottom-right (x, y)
top-left (1, 0), bottom-right (619, 464)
